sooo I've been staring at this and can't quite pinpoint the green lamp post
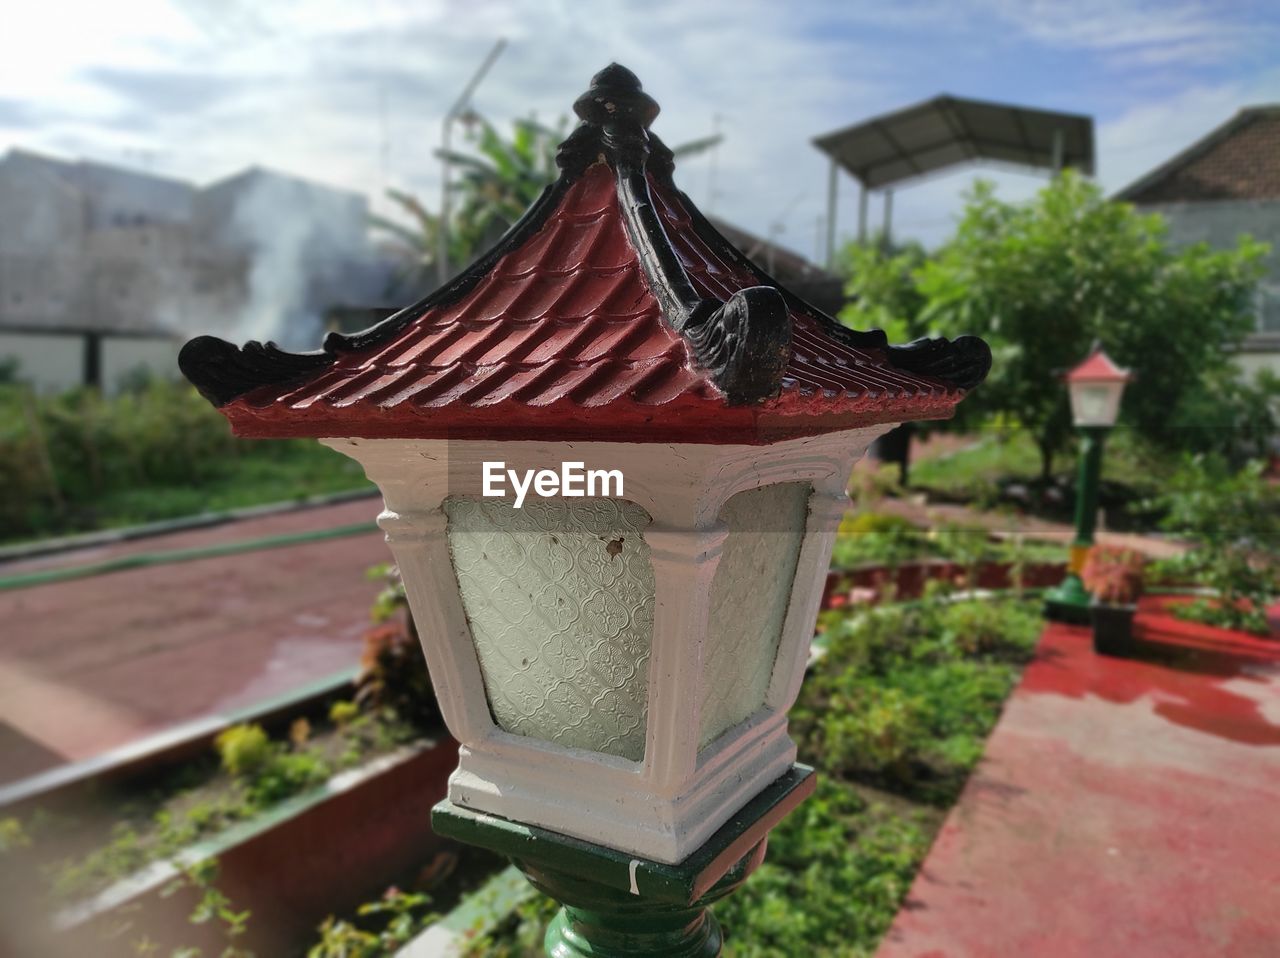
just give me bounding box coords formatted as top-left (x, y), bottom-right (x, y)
top-left (179, 64), bottom-right (990, 956)
top-left (1044, 345), bottom-right (1132, 623)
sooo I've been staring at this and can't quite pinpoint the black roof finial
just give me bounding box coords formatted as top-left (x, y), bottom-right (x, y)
top-left (572, 63), bottom-right (660, 128)
top-left (558, 63), bottom-right (668, 177)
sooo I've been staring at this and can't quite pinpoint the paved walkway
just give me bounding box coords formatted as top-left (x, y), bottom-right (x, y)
top-left (877, 602), bottom-right (1280, 958)
top-left (0, 498), bottom-right (389, 783)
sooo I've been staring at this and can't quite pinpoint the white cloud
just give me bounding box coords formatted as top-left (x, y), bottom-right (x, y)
top-left (1, 0), bottom-right (1277, 267)
top-left (979, 0), bottom-right (1271, 67)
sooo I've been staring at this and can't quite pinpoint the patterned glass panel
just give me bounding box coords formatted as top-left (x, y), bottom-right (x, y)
top-left (444, 497), bottom-right (655, 761)
top-left (698, 482), bottom-right (811, 749)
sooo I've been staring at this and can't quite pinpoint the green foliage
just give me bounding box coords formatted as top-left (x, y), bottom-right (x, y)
top-left (150, 858), bottom-right (255, 958)
top-left (0, 817), bottom-right (30, 855)
top-left (795, 598), bottom-right (1040, 804)
top-left (244, 750), bottom-right (330, 807)
top-left (329, 700), bottom-right (361, 725)
top-left (374, 115), bottom-right (722, 283)
top-left (214, 721), bottom-right (330, 806)
top-left (309, 887), bottom-right (437, 958)
top-left (832, 512), bottom-right (922, 568)
top-left (0, 378), bottom-right (368, 543)
top-left (354, 564), bottom-right (438, 731)
top-left (837, 239), bottom-right (931, 345)
top-left (465, 595), bottom-right (1043, 956)
top-left (447, 117), bottom-right (569, 260)
top-left (907, 172), bottom-right (1268, 476)
top-left (214, 725), bottom-right (272, 779)
top-left (1152, 456), bottom-right (1279, 634)
top-left (829, 511), bottom-right (1064, 571)
top-left (717, 780), bottom-right (930, 957)
top-left (367, 562), bottom-right (409, 624)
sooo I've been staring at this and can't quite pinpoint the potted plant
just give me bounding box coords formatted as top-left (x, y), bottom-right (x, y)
top-left (1080, 546), bottom-right (1146, 656)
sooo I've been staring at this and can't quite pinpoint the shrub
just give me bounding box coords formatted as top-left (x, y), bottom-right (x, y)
top-left (1081, 547), bottom-right (1147, 606)
top-left (247, 751), bottom-right (329, 807)
top-left (356, 623), bottom-right (438, 731)
top-left (214, 724), bottom-right (272, 778)
top-left (329, 700), bottom-right (361, 725)
top-left (1153, 456), bottom-right (1278, 634)
top-left (821, 685), bottom-right (930, 774)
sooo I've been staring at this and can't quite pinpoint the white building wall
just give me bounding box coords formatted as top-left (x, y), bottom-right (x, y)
top-left (101, 336), bottom-right (181, 392)
top-left (0, 332), bottom-right (84, 393)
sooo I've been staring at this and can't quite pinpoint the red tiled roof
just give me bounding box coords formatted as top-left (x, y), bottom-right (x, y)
top-left (219, 163), bottom-right (959, 442)
top-left (184, 64), bottom-right (988, 445)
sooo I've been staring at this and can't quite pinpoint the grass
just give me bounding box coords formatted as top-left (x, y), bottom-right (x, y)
top-left (79, 442), bottom-right (370, 534)
top-left (0, 379), bottom-right (373, 545)
top-left (462, 591), bottom-right (1044, 957)
top-left (829, 511), bottom-right (1066, 570)
top-left (908, 428), bottom-right (1178, 519)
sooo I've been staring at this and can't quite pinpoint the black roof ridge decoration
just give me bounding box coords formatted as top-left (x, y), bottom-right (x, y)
top-left (180, 63), bottom-right (989, 409)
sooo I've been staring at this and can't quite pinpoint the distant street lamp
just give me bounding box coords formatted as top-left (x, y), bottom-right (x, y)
top-left (179, 64), bottom-right (989, 955)
top-left (1044, 344), bottom-right (1132, 623)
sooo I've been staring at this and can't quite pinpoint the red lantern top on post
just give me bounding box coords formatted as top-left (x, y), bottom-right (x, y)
top-left (180, 64), bottom-right (990, 866)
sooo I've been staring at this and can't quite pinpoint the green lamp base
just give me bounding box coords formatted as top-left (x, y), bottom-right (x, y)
top-left (1044, 573), bottom-right (1093, 625)
top-left (431, 764), bottom-right (816, 957)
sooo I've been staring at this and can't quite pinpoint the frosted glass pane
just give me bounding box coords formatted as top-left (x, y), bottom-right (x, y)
top-left (445, 497), bottom-right (655, 761)
top-left (698, 482), bottom-right (811, 749)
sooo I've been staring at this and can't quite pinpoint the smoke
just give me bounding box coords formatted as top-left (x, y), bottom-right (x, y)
top-left (216, 170), bottom-right (393, 349)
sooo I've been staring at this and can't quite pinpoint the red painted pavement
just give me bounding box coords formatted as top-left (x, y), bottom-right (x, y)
top-left (0, 499), bottom-right (389, 783)
top-left (877, 601), bottom-right (1280, 958)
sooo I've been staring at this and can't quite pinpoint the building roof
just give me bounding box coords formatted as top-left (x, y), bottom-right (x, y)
top-left (179, 65), bottom-right (990, 445)
top-left (1115, 106), bottom-right (1280, 204)
top-left (813, 95), bottom-right (1094, 190)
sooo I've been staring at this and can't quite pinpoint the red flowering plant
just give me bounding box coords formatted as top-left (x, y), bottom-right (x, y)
top-left (1080, 546), bottom-right (1147, 607)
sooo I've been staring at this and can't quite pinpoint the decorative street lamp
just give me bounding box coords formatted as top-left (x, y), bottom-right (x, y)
top-left (1044, 343), bottom-right (1132, 623)
top-left (180, 64), bottom-right (990, 956)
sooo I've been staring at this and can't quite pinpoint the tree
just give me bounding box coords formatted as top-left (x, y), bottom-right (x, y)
top-left (368, 188), bottom-right (453, 292)
top-left (440, 117), bottom-right (569, 258)
top-left (911, 172), bottom-right (1269, 479)
top-left (373, 116), bottom-right (725, 283)
top-left (836, 237), bottom-right (930, 345)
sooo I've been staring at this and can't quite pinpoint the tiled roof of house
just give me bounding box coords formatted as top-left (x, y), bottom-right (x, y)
top-left (180, 65), bottom-right (990, 444)
top-left (1115, 106), bottom-right (1280, 204)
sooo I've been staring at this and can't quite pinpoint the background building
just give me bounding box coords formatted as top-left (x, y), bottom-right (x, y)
top-left (0, 151), bottom-right (394, 393)
top-left (1114, 105), bottom-right (1280, 378)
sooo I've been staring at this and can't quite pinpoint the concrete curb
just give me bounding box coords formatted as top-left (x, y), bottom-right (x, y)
top-left (0, 486), bottom-right (378, 564)
top-left (0, 667), bottom-right (357, 813)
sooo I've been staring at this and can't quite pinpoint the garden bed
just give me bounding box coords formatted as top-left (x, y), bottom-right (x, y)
top-left (453, 591), bottom-right (1045, 957)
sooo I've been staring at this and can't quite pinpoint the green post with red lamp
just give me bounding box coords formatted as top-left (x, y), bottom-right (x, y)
top-left (1043, 345), bottom-right (1132, 623)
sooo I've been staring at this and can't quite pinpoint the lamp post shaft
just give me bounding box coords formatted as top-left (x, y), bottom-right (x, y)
top-left (431, 766), bottom-right (815, 958)
top-left (1070, 427), bottom-right (1105, 561)
top-left (530, 842), bottom-right (762, 957)
top-left (1045, 426), bottom-right (1107, 621)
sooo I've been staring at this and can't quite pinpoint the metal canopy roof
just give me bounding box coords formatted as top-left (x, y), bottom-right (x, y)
top-left (813, 95), bottom-right (1095, 190)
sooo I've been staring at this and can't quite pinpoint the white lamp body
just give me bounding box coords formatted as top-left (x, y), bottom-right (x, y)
top-left (1068, 379), bottom-right (1125, 428)
top-left (326, 425), bottom-right (893, 863)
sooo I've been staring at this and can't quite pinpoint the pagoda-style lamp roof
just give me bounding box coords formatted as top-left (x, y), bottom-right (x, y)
top-left (180, 64), bottom-right (989, 444)
top-left (1064, 344), bottom-right (1132, 386)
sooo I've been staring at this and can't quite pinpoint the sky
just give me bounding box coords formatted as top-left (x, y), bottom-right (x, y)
top-left (2, 0), bottom-right (1278, 260)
